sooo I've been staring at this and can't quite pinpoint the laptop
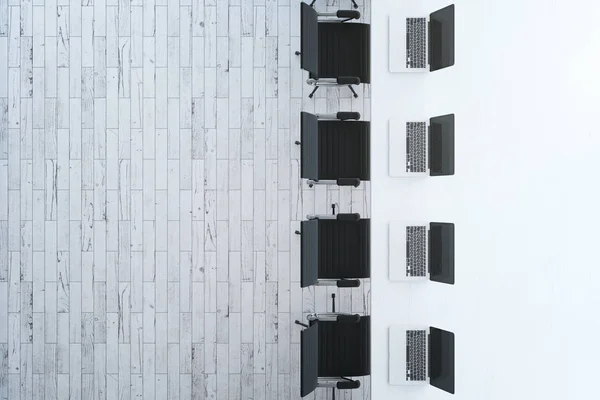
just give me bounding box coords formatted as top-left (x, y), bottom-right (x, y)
top-left (389, 221), bottom-right (455, 284)
top-left (389, 4), bottom-right (455, 72)
top-left (388, 114), bottom-right (455, 178)
top-left (389, 325), bottom-right (455, 394)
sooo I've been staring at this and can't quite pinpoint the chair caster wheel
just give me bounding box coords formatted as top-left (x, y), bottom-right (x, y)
top-left (308, 184), bottom-right (313, 188)
top-left (295, 230), bottom-right (301, 235)
top-left (295, 141), bottom-right (301, 145)
top-left (353, 94), bottom-right (359, 98)
top-left (308, 94), bottom-right (314, 99)
top-left (295, 51), bottom-right (301, 56)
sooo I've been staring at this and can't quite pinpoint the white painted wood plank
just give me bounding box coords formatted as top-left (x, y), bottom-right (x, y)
top-left (180, 312), bottom-right (192, 373)
top-left (143, 344), bottom-right (156, 399)
top-left (204, 312), bottom-right (216, 373)
top-left (143, 282), bottom-right (156, 344)
top-left (93, 343), bottom-right (106, 400)
top-left (216, 343), bottom-right (229, 398)
top-left (265, 282), bottom-right (277, 343)
top-left (45, 343), bottom-right (58, 399)
top-left (265, 221), bottom-right (277, 282)
top-left (155, 252), bottom-right (168, 312)
top-left (106, 312), bottom-right (119, 374)
top-left (69, 344), bottom-right (82, 400)
top-left (131, 312), bottom-right (144, 374)
top-left (118, 282), bottom-right (131, 343)
top-left (180, 252), bottom-right (192, 311)
top-left (191, 282), bottom-right (204, 343)
top-left (204, 6), bottom-right (216, 67)
top-left (215, 281), bottom-right (228, 343)
top-left (265, 343), bottom-right (278, 400)
top-left (240, 37), bottom-right (253, 98)
top-left (253, 312), bottom-right (266, 374)
top-left (167, 282), bottom-right (180, 344)
top-left (264, 154), bottom-right (279, 213)
top-left (241, 343), bottom-right (254, 399)
top-left (191, 342), bottom-right (204, 399)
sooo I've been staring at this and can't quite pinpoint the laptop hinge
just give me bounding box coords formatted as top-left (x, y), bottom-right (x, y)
top-left (427, 21), bottom-right (431, 65)
top-left (427, 333), bottom-right (431, 378)
top-left (427, 228), bottom-right (431, 275)
top-left (427, 125), bottom-right (431, 170)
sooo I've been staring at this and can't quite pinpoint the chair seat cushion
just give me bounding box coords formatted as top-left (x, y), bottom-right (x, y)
top-left (317, 23), bottom-right (370, 83)
top-left (318, 219), bottom-right (370, 279)
top-left (316, 317), bottom-right (371, 377)
top-left (317, 121), bottom-right (370, 181)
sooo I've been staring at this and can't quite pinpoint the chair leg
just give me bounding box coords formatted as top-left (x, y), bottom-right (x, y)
top-left (308, 86), bottom-right (319, 98)
top-left (348, 85), bottom-right (358, 98)
top-left (309, 0), bottom-right (316, 6)
top-left (351, 0), bottom-right (359, 8)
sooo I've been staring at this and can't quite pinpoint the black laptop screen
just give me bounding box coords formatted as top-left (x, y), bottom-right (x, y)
top-left (429, 222), bottom-right (455, 284)
top-left (429, 327), bottom-right (455, 394)
top-left (428, 114), bottom-right (455, 176)
top-left (429, 4), bottom-right (455, 72)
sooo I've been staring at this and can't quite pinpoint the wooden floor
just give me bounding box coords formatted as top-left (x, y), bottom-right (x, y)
top-left (0, 0), bottom-right (371, 399)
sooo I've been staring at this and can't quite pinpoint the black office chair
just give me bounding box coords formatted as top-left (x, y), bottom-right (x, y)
top-left (296, 213), bottom-right (370, 288)
top-left (298, 313), bottom-right (371, 398)
top-left (296, 3), bottom-right (370, 98)
top-left (296, 111), bottom-right (370, 188)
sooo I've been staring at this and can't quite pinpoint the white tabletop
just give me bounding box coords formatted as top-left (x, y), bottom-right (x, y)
top-left (370, 0), bottom-right (600, 399)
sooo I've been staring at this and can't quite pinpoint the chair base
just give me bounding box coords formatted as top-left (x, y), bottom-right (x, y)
top-left (308, 85), bottom-right (358, 99)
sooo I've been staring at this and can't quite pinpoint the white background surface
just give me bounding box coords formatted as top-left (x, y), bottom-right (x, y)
top-left (371, 0), bottom-right (600, 399)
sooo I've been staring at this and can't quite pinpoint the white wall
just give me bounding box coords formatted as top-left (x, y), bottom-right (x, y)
top-left (371, 0), bottom-right (600, 399)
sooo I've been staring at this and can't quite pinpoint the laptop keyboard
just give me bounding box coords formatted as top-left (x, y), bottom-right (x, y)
top-left (406, 18), bottom-right (427, 69)
top-left (406, 226), bottom-right (427, 277)
top-left (407, 330), bottom-right (427, 381)
top-left (406, 122), bottom-right (427, 173)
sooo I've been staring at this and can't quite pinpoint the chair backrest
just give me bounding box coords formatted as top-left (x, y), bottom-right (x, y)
top-left (300, 3), bottom-right (320, 76)
top-left (300, 220), bottom-right (319, 288)
top-left (300, 323), bottom-right (320, 397)
top-left (316, 23), bottom-right (371, 82)
top-left (317, 120), bottom-right (370, 180)
top-left (318, 219), bottom-right (370, 279)
top-left (317, 316), bottom-right (371, 377)
top-left (300, 112), bottom-right (320, 181)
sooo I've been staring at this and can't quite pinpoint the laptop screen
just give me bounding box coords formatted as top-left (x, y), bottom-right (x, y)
top-left (428, 114), bottom-right (455, 176)
top-left (429, 5), bottom-right (455, 72)
top-left (429, 222), bottom-right (455, 284)
top-left (429, 327), bottom-right (455, 394)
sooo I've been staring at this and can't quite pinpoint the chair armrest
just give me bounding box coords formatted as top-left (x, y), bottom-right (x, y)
top-left (337, 380), bottom-right (361, 390)
top-left (336, 178), bottom-right (361, 187)
top-left (336, 213), bottom-right (360, 222)
top-left (336, 112), bottom-right (361, 121)
top-left (336, 77), bottom-right (361, 85)
top-left (336, 280), bottom-right (361, 288)
top-left (336, 10), bottom-right (361, 20)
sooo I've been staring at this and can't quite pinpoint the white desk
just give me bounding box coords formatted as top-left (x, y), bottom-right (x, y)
top-left (371, 0), bottom-right (600, 399)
